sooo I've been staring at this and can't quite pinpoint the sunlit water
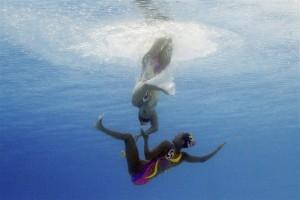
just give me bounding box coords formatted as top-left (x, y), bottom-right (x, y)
top-left (0, 1), bottom-right (299, 200)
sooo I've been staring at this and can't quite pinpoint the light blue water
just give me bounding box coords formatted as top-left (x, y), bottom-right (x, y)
top-left (0, 1), bottom-right (299, 200)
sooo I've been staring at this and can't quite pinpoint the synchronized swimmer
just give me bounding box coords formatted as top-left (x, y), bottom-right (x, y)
top-left (132, 37), bottom-right (174, 138)
top-left (96, 115), bottom-right (225, 185)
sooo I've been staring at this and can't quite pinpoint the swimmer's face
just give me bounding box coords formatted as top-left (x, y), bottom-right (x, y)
top-left (173, 133), bottom-right (196, 149)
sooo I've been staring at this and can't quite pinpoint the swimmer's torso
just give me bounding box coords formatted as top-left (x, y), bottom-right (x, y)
top-left (132, 148), bottom-right (182, 185)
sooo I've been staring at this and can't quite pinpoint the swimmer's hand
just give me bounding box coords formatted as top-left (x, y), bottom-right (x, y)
top-left (217, 142), bottom-right (226, 151)
top-left (134, 129), bottom-right (147, 142)
top-left (95, 114), bottom-right (104, 130)
top-left (134, 134), bottom-right (142, 142)
top-left (141, 129), bottom-right (149, 140)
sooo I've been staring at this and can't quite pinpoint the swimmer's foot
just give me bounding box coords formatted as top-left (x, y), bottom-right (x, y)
top-left (218, 142), bottom-right (226, 150)
top-left (217, 142), bottom-right (226, 151)
top-left (95, 114), bottom-right (129, 141)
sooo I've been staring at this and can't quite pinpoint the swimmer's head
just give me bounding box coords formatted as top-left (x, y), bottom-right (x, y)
top-left (173, 132), bottom-right (196, 149)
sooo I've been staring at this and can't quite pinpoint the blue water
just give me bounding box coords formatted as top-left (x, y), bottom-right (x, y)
top-left (0, 1), bottom-right (299, 200)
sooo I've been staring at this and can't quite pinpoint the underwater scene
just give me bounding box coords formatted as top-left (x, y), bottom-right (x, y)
top-left (0, 0), bottom-right (299, 199)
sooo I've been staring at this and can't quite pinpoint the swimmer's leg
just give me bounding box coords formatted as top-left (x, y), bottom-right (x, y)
top-left (142, 37), bottom-right (173, 74)
top-left (95, 115), bottom-right (142, 175)
top-left (123, 134), bottom-right (142, 175)
top-left (159, 37), bottom-right (173, 70)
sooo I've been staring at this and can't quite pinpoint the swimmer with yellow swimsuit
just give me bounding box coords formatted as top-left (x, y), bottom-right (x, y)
top-left (95, 114), bottom-right (225, 185)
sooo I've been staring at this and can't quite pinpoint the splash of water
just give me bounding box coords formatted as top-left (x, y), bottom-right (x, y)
top-left (0, 4), bottom-right (241, 70)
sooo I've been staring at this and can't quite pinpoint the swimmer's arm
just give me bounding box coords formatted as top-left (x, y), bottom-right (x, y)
top-left (144, 110), bottom-right (158, 135)
top-left (182, 143), bottom-right (225, 163)
top-left (142, 130), bottom-right (171, 160)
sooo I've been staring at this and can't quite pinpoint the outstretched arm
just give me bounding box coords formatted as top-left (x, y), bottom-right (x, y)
top-left (182, 143), bottom-right (225, 163)
top-left (141, 129), bottom-right (172, 160)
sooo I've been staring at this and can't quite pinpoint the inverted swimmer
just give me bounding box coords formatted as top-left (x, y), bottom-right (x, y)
top-left (95, 115), bottom-right (225, 185)
top-left (132, 37), bottom-right (174, 136)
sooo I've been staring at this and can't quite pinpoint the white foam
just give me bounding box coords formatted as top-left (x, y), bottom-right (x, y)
top-left (0, 4), bottom-right (240, 70)
top-left (73, 21), bottom-right (227, 62)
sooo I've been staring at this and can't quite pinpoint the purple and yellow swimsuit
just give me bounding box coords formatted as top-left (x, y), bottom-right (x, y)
top-left (132, 151), bottom-right (182, 185)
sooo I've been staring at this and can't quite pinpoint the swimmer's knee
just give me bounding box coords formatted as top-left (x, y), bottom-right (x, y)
top-left (123, 133), bottom-right (133, 140)
top-left (123, 134), bottom-right (136, 146)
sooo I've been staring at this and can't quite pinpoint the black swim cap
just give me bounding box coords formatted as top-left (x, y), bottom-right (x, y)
top-left (181, 133), bottom-right (194, 148)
